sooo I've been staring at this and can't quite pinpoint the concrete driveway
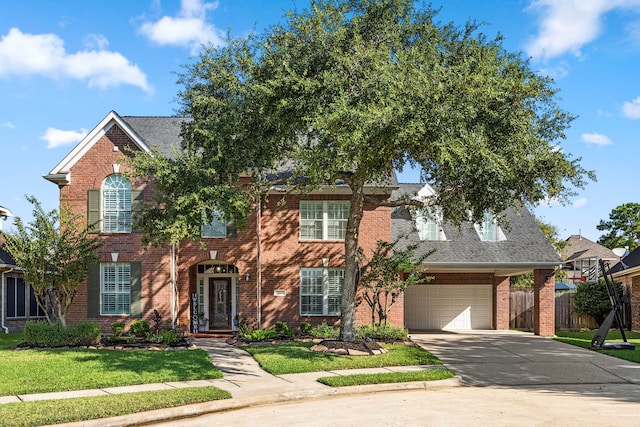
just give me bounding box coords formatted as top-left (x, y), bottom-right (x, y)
top-left (410, 331), bottom-right (640, 403)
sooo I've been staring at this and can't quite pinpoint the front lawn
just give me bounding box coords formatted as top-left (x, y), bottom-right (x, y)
top-left (555, 330), bottom-right (640, 363)
top-left (244, 342), bottom-right (443, 375)
top-left (317, 368), bottom-right (455, 387)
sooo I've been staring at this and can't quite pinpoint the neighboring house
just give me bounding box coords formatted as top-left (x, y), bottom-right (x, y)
top-left (43, 110), bottom-right (560, 337)
top-left (560, 234), bottom-right (619, 283)
top-left (1, 207), bottom-right (45, 332)
top-left (610, 247), bottom-right (640, 331)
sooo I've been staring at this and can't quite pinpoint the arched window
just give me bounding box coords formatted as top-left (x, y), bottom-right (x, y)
top-left (102, 175), bottom-right (132, 233)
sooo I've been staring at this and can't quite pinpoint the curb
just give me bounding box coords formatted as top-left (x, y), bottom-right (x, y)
top-left (55, 376), bottom-right (462, 427)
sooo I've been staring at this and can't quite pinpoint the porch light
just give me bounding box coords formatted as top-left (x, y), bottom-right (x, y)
top-left (245, 272), bottom-right (250, 281)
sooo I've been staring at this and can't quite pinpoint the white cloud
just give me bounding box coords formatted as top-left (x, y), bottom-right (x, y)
top-left (139, 0), bottom-right (224, 53)
top-left (581, 133), bottom-right (613, 145)
top-left (526, 0), bottom-right (640, 61)
top-left (0, 28), bottom-right (151, 92)
top-left (573, 198), bottom-right (589, 208)
top-left (83, 33), bottom-right (109, 50)
top-left (40, 127), bottom-right (87, 149)
top-left (622, 96), bottom-right (640, 119)
top-left (2, 121), bottom-right (15, 129)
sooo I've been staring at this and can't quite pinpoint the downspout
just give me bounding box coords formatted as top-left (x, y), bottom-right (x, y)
top-left (171, 243), bottom-right (176, 328)
top-left (257, 193), bottom-right (262, 330)
top-left (1, 268), bottom-right (14, 333)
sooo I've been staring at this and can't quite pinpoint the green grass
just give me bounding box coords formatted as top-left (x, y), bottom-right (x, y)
top-left (0, 386), bottom-right (231, 427)
top-left (0, 346), bottom-right (223, 395)
top-left (317, 368), bottom-right (455, 387)
top-left (555, 330), bottom-right (640, 363)
top-left (244, 342), bottom-right (443, 375)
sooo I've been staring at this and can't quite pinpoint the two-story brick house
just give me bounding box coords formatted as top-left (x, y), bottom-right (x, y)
top-left (43, 110), bottom-right (561, 337)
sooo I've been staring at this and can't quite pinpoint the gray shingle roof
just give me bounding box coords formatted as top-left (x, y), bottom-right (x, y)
top-left (121, 116), bottom-right (189, 158)
top-left (391, 184), bottom-right (562, 273)
top-left (0, 246), bottom-right (17, 268)
top-left (610, 246), bottom-right (640, 274)
top-left (561, 235), bottom-right (617, 262)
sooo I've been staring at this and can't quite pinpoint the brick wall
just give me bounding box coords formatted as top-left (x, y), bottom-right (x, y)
top-left (533, 269), bottom-right (556, 337)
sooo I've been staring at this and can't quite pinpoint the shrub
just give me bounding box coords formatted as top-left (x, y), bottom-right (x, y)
top-left (73, 322), bottom-right (102, 346)
top-left (274, 321), bottom-right (294, 338)
top-left (23, 321), bottom-right (73, 347)
top-left (150, 309), bottom-right (164, 332)
top-left (299, 321), bottom-right (313, 335)
top-left (574, 279), bottom-right (623, 325)
top-left (160, 329), bottom-right (179, 345)
top-left (356, 323), bottom-right (408, 341)
top-left (309, 322), bottom-right (339, 339)
top-left (130, 320), bottom-right (150, 337)
top-left (111, 322), bottom-right (125, 337)
top-left (23, 321), bottom-right (102, 347)
top-left (245, 328), bottom-right (278, 341)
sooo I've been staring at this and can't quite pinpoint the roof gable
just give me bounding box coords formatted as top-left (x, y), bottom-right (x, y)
top-left (44, 111), bottom-right (155, 186)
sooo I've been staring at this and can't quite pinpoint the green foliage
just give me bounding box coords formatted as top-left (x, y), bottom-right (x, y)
top-left (555, 331), bottom-right (640, 363)
top-left (299, 321), bottom-right (313, 335)
top-left (573, 279), bottom-right (624, 325)
top-left (308, 322), bottom-right (340, 339)
top-left (111, 322), bottom-right (125, 337)
top-left (129, 320), bottom-right (150, 337)
top-left (597, 202), bottom-right (640, 251)
top-left (358, 239), bottom-right (433, 326)
top-left (146, 329), bottom-right (179, 345)
top-left (23, 321), bottom-right (101, 347)
top-left (242, 328), bottom-right (278, 341)
top-left (0, 196), bottom-right (102, 328)
top-left (356, 324), bottom-right (408, 341)
top-left (130, 0), bottom-right (592, 341)
top-left (274, 321), bottom-right (294, 338)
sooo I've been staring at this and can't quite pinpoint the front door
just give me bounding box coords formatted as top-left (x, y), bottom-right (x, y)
top-left (209, 278), bottom-right (231, 329)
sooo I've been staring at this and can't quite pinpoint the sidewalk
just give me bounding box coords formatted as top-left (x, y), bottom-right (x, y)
top-left (4, 337), bottom-right (459, 426)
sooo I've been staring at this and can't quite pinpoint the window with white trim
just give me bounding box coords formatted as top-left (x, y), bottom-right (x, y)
top-left (102, 175), bottom-right (132, 233)
top-left (300, 267), bottom-right (344, 315)
top-left (300, 201), bottom-right (349, 240)
top-left (416, 207), bottom-right (446, 241)
top-left (474, 211), bottom-right (506, 241)
top-left (101, 263), bottom-right (131, 315)
top-left (202, 211), bottom-right (227, 238)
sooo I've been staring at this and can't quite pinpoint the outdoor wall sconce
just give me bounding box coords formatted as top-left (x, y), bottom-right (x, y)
top-left (544, 275), bottom-right (552, 284)
top-left (245, 272), bottom-right (250, 281)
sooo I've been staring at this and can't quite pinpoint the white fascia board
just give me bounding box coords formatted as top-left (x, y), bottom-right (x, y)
top-left (44, 111), bottom-right (153, 184)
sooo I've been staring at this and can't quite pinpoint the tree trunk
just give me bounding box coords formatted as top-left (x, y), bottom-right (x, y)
top-left (340, 178), bottom-right (365, 342)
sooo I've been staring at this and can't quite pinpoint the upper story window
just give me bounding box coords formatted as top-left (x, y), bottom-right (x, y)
top-left (300, 201), bottom-right (350, 240)
top-left (102, 175), bottom-right (132, 233)
top-left (415, 207), bottom-right (446, 241)
top-left (474, 211), bottom-right (506, 242)
top-left (202, 211), bottom-right (227, 238)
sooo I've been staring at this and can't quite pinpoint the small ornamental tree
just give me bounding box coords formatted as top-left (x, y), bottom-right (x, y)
top-left (573, 279), bottom-right (623, 326)
top-left (0, 196), bottom-right (101, 328)
top-left (358, 240), bottom-right (433, 326)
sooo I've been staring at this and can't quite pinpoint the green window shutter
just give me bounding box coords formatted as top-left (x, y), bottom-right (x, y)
top-left (87, 263), bottom-right (100, 318)
top-left (131, 190), bottom-right (143, 233)
top-left (130, 262), bottom-right (142, 318)
top-left (226, 219), bottom-right (237, 238)
top-left (87, 189), bottom-right (100, 233)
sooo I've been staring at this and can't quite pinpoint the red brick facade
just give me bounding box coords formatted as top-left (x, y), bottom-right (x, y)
top-left (45, 116), bottom-right (555, 336)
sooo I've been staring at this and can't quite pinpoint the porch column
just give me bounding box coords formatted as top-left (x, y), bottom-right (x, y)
top-left (493, 276), bottom-right (510, 330)
top-left (533, 269), bottom-right (555, 337)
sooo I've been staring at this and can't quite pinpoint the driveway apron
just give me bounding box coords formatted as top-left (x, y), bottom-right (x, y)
top-left (410, 331), bottom-right (640, 388)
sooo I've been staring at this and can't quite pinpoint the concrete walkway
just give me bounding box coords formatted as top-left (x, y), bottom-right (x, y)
top-left (6, 331), bottom-right (640, 426)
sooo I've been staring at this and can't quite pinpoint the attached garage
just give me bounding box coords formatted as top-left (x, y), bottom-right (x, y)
top-left (405, 284), bottom-right (492, 331)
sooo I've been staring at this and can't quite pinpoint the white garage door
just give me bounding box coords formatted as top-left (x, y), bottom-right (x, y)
top-left (405, 284), bottom-right (492, 330)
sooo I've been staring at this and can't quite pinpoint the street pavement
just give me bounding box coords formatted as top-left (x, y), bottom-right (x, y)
top-left (7, 331), bottom-right (640, 426)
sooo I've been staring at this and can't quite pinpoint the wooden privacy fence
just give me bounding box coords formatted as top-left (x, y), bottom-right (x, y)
top-left (510, 291), bottom-right (599, 331)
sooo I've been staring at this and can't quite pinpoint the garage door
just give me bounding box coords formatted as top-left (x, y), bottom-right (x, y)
top-left (405, 284), bottom-right (492, 330)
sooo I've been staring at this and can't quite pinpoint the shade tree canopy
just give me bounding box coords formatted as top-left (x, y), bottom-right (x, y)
top-left (131, 0), bottom-right (593, 341)
top-left (597, 202), bottom-right (640, 252)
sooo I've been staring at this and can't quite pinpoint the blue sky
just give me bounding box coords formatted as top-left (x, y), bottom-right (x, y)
top-left (1, 0), bottom-right (639, 243)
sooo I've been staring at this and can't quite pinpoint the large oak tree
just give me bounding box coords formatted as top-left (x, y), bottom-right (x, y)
top-left (131, 0), bottom-right (592, 341)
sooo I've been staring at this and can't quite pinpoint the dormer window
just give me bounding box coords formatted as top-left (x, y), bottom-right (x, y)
top-left (475, 211), bottom-right (506, 241)
top-left (416, 207), bottom-right (446, 241)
